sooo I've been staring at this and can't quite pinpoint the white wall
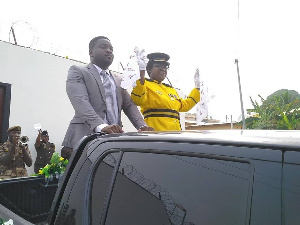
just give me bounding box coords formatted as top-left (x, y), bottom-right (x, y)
top-left (0, 40), bottom-right (136, 175)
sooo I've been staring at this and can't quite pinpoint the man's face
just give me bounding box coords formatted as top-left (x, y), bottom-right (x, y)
top-left (8, 131), bottom-right (21, 141)
top-left (41, 135), bottom-right (49, 143)
top-left (90, 38), bottom-right (114, 69)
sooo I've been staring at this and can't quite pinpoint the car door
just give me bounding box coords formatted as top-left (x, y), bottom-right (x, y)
top-left (86, 141), bottom-right (269, 225)
top-left (282, 149), bottom-right (300, 225)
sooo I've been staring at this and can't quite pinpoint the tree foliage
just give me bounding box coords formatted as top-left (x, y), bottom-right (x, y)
top-left (245, 89), bottom-right (300, 129)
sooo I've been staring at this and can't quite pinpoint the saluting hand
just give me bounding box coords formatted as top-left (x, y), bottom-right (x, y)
top-left (134, 47), bottom-right (148, 71)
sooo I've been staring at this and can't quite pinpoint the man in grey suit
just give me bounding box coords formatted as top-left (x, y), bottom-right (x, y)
top-left (62, 36), bottom-right (153, 150)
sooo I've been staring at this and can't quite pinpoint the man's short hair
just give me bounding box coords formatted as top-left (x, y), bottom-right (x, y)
top-left (89, 36), bottom-right (110, 52)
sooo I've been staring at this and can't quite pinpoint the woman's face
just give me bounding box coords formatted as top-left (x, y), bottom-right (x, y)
top-left (149, 63), bottom-right (169, 82)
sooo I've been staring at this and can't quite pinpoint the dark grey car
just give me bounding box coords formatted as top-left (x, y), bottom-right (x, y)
top-left (48, 130), bottom-right (300, 225)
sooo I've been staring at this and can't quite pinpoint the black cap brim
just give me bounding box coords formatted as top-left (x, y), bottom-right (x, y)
top-left (147, 52), bottom-right (170, 62)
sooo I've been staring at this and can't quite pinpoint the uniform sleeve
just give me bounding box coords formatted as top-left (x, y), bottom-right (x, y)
top-left (122, 87), bottom-right (147, 130)
top-left (0, 143), bottom-right (14, 165)
top-left (179, 88), bottom-right (201, 112)
top-left (51, 143), bottom-right (56, 151)
top-left (131, 80), bottom-right (148, 106)
top-left (22, 145), bottom-right (32, 167)
top-left (35, 144), bottom-right (42, 151)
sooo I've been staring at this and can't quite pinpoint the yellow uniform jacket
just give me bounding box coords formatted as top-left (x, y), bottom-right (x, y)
top-left (131, 79), bottom-right (200, 131)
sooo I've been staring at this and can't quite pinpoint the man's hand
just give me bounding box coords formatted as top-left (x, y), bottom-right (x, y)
top-left (138, 126), bottom-right (155, 132)
top-left (194, 68), bottom-right (201, 89)
top-left (101, 125), bottom-right (124, 134)
top-left (134, 47), bottom-right (148, 71)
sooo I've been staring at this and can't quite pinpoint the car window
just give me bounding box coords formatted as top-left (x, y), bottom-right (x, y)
top-left (249, 160), bottom-right (282, 225)
top-left (103, 151), bottom-right (252, 225)
top-left (283, 151), bottom-right (300, 225)
top-left (91, 152), bottom-right (120, 225)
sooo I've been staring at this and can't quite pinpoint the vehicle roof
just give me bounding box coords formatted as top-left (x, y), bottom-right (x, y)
top-left (94, 130), bottom-right (300, 151)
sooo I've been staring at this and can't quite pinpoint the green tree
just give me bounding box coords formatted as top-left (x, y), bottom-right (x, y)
top-left (245, 89), bottom-right (300, 129)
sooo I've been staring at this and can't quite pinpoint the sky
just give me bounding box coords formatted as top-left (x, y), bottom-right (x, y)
top-left (1, 0), bottom-right (300, 122)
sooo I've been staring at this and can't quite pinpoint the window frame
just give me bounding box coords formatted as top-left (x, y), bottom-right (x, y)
top-left (0, 82), bottom-right (11, 143)
top-left (83, 141), bottom-right (260, 225)
top-left (282, 150), bottom-right (300, 225)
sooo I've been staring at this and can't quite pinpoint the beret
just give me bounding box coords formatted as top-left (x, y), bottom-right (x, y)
top-left (7, 126), bottom-right (21, 132)
top-left (41, 130), bottom-right (49, 136)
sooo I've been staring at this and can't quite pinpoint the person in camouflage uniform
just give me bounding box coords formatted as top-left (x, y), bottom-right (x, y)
top-left (34, 130), bottom-right (55, 174)
top-left (0, 126), bottom-right (32, 179)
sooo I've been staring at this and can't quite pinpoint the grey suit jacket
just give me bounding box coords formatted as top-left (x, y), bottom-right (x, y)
top-left (62, 63), bottom-right (146, 149)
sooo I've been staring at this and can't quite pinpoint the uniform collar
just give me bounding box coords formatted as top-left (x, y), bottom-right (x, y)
top-left (146, 78), bottom-right (172, 87)
top-left (146, 78), bottom-right (162, 84)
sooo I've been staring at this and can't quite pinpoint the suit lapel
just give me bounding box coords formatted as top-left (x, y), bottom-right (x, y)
top-left (86, 64), bottom-right (122, 117)
top-left (87, 63), bottom-right (106, 101)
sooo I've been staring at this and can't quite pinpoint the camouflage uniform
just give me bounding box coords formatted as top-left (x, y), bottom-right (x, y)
top-left (0, 141), bottom-right (32, 179)
top-left (34, 142), bottom-right (55, 174)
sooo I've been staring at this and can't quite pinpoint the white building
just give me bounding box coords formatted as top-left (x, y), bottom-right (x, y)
top-left (0, 40), bottom-right (137, 175)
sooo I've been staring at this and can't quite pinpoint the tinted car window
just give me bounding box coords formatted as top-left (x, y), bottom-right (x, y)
top-left (91, 152), bottom-right (120, 225)
top-left (104, 151), bottom-right (252, 225)
top-left (249, 160), bottom-right (282, 225)
top-left (283, 151), bottom-right (300, 225)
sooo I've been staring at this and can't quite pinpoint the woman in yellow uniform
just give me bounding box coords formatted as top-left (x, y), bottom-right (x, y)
top-left (131, 52), bottom-right (201, 131)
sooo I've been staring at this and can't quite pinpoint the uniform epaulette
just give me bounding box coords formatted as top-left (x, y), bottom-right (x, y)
top-left (162, 82), bottom-right (172, 88)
